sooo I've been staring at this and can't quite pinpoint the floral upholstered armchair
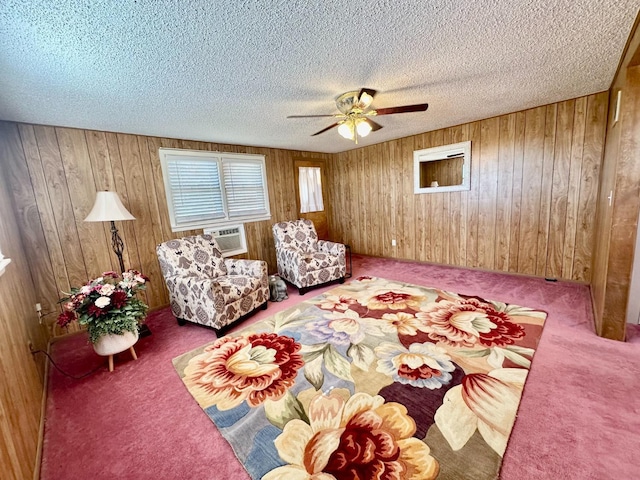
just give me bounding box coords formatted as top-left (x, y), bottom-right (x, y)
top-left (156, 234), bottom-right (268, 332)
top-left (272, 219), bottom-right (346, 294)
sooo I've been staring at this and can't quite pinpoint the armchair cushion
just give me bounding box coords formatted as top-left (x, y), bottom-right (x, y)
top-left (273, 218), bottom-right (319, 252)
top-left (157, 234), bottom-right (227, 279)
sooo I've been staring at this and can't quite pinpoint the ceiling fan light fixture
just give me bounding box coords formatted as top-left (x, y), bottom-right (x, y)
top-left (356, 118), bottom-right (372, 137)
top-left (338, 121), bottom-right (354, 140)
top-left (359, 92), bottom-right (374, 110)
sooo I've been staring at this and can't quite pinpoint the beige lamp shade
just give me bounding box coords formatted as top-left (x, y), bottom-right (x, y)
top-left (85, 191), bottom-right (135, 222)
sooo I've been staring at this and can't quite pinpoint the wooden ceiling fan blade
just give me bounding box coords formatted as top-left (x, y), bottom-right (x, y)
top-left (311, 123), bottom-right (339, 136)
top-left (375, 103), bottom-right (429, 115)
top-left (365, 118), bottom-right (383, 131)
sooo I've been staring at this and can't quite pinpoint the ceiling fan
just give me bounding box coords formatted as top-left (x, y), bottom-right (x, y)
top-left (287, 88), bottom-right (429, 143)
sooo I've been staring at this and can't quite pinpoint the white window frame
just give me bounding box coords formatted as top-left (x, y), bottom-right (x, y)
top-left (413, 141), bottom-right (472, 194)
top-left (159, 148), bottom-right (271, 231)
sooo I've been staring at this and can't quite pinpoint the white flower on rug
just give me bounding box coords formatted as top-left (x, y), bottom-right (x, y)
top-left (306, 308), bottom-right (383, 346)
top-left (376, 342), bottom-right (456, 389)
top-left (434, 368), bottom-right (527, 456)
top-left (378, 312), bottom-right (430, 336)
top-left (313, 294), bottom-right (357, 311)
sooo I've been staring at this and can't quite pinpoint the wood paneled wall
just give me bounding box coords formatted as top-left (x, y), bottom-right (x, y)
top-left (591, 16), bottom-right (640, 340)
top-left (0, 121), bottom-right (330, 319)
top-left (0, 90), bottom-right (616, 478)
top-left (0, 126), bottom-right (49, 479)
top-left (327, 92), bottom-right (608, 282)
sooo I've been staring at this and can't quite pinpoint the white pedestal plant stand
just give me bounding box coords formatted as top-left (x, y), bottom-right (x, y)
top-left (93, 329), bottom-right (139, 372)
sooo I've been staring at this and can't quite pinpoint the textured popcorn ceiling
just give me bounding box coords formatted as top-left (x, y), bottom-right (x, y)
top-left (0, 1), bottom-right (637, 153)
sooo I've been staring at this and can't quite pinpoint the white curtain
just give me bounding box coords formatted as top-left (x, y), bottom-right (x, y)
top-left (298, 167), bottom-right (324, 213)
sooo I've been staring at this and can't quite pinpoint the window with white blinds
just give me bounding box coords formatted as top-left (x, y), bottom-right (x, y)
top-left (159, 149), bottom-right (270, 231)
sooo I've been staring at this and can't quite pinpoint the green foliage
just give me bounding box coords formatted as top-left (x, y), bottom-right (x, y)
top-left (79, 297), bottom-right (148, 344)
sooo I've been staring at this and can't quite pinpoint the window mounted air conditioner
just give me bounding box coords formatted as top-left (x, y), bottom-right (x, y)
top-left (204, 224), bottom-right (247, 257)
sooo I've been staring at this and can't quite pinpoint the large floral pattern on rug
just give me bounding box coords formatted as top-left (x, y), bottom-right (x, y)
top-left (173, 277), bottom-right (547, 479)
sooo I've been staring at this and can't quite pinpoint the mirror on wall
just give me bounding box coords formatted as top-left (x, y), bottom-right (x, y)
top-left (413, 141), bottom-right (471, 194)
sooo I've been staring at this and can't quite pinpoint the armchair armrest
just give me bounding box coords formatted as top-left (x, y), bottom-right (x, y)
top-left (224, 258), bottom-right (268, 278)
top-left (318, 240), bottom-right (345, 257)
top-left (165, 274), bottom-right (223, 304)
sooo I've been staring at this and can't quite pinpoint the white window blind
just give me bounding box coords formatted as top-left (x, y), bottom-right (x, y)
top-left (223, 160), bottom-right (269, 218)
top-left (166, 155), bottom-right (225, 226)
top-left (159, 149), bottom-right (270, 231)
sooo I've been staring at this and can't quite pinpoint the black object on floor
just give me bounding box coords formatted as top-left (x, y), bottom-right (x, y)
top-left (139, 323), bottom-right (152, 338)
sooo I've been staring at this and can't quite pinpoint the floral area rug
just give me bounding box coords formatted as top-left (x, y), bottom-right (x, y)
top-left (172, 276), bottom-right (547, 479)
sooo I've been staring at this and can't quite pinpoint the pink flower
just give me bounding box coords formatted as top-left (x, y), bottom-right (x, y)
top-left (315, 294), bottom-right (357, 311)
top-left (99, 284), bottom-right (115, 296)
top-left (358, 285), bottom-right (427, 311)
top-left (416, 298), bottom-right (525, 348)
top-left (183, 333), bottom-right (304, 411)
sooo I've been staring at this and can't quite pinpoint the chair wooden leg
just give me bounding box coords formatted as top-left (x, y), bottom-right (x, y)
top-left (108, 355), bottom-right (114, 372)
top-left (129, 346), bottom-right (138, 360)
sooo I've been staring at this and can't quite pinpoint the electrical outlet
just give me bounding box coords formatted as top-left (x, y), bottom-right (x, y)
top-left (391, 239), bottom-right (397, 247)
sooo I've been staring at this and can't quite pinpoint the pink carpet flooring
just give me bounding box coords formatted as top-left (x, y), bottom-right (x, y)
top-left (40, 254), bottom-right (640, 479)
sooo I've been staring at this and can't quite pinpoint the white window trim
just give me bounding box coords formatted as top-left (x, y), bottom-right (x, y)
top-left (413, 141), bottom-right (472, 194)
top-left (159, 148), bottom-right (271, 232)
top-left (0, 249), bottom-right (10, 277)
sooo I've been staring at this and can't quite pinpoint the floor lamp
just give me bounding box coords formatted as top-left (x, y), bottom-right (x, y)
top-left (85, 191), bottom-right (151, 337)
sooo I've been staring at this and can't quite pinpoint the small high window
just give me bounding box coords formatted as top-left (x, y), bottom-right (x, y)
top-left (414, 141), bottom-right (472, 194)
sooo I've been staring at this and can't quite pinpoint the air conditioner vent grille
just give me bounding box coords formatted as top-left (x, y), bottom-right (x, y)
top-left (204, 224), bottom-right (247, 257)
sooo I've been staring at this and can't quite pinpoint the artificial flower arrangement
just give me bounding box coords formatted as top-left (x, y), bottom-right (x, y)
top-left (57, 270), bottom-right (149, 344)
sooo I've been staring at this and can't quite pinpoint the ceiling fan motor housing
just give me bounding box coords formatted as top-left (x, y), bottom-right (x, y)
top-left (335, 90), bottom-right (375, 114)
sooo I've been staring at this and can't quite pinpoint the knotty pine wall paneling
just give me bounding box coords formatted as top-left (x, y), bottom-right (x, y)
top-left (0, 123), bottom-right (48, 480)
top-left (1, 121), bottom-right (331, 319)
top-left (327, 93), bottom-right (608, 283)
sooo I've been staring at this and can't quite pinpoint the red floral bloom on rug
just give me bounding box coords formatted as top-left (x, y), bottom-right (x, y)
top-left (183, 333), bottom-right (304, 411)
top-left (357, 284), bottom-right (427, 311)
top-left (264, 390), bottom-right (439, 480)
top-left (416, 298), bottom-right (525, 348)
